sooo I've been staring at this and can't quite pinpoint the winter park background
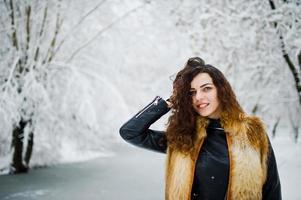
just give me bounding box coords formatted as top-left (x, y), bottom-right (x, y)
top-left (0, 0), bottom-right (301, 199)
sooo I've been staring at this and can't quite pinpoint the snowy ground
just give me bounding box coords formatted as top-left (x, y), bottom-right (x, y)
top-left (272, 137), bottom-right (301, 200)
top-left (0, 146), bottom-right (165, 200)
top-left (0, 138), bottom-right (300, 200)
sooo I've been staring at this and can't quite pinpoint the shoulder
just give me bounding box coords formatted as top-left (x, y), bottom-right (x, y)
top-left (222, 114), bottom-right (267, 138)
top-left (243, 115), bottom-right (269, 152)
top-left (222, 114), bottom-right (270, 157)
top-left (244, 115), bottom-right (266, 134)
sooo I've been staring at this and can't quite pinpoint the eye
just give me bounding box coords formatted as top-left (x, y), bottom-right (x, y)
top-left (203, 87), bottom-right (212, 92)
top-left (189, 90), bottom-right (196, 96)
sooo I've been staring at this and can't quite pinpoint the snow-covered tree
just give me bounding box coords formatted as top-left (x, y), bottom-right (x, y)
top-left (1, 0), bottom-right (300, 174)
top-left (167, 0), bottom-right (301, 140)
top-left (0, 0), bottom-right (66, 173)
top-left (0, 0), bottom-right (156, 174)
top-left (0, 0), bottom-right (111, 173)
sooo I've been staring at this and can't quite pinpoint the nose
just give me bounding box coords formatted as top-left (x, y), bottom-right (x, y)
top-left (194, 90), bottom-right (204, 101)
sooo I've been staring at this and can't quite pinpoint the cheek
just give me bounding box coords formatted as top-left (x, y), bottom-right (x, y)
top-left (213, 95), bottom-right (220, 106)
top-left (191, 98), bottom-right (198, 109)
top-left (191, 96), bottom-right (196, 104)
top-left (209, 91), bottom-right (219, 105)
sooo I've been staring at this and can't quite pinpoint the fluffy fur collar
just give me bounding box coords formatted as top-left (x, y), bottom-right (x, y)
top-left (165, 115), bottom-right (269, 200)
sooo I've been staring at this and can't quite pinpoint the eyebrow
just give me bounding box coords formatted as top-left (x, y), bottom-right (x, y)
top-left (190, 83), bottom-right (213, 90)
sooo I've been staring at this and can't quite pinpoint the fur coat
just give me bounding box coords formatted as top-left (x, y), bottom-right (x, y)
top-left (165, 115), bottom-right (269, 200)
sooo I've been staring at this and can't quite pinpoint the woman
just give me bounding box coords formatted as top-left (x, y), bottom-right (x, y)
top-left (119, 57), bottom-right (281, 200)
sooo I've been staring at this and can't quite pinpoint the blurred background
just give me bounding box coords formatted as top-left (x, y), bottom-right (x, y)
top-left (0, 0), bottom-right (300, 199)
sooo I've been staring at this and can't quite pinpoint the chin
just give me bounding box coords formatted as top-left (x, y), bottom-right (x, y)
top-left (198, 112), bottom-right (210, 117)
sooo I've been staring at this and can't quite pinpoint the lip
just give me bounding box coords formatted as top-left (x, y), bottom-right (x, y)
top-left (197, 103), bottom-right (209, 109)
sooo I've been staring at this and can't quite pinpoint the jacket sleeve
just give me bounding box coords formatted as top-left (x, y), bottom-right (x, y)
top-left (119, 96), bottom-right (170, 153)
top-left (262, 139), bottom-right (282, 200)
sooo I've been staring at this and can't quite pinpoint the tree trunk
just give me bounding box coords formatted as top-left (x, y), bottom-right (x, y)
top-left (11, 120), bottom-right (28, 173)
top-left (294, 127), bottom-right (299, 143)
top-left (269, 0), bottom-right (301, 141)
top-left (269, 0), bottom-right (301, 105)
top-left (24, 130), bottom-right (34, 166)
top-left (272, 117), bottom-right (281, 138)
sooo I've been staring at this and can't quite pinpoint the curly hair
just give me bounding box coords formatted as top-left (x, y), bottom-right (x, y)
top-left (166, 57), bottom-right (244, 153)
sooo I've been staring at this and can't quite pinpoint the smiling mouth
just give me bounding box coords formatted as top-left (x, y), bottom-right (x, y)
top-left (197, 103), bottom-right (209, 109)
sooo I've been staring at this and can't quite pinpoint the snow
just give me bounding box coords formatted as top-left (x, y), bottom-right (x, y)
top-left (0, 0), bottom-right (301, 199)
top-left (3, 190), bottom-right (50, 200)
top-left (0, 137), bottom-right (300, 200)
top-left (272, 137), bottom-right (301, 200)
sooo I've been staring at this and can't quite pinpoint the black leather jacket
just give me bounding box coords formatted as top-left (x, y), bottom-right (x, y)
top-left (119, 96), bottom-right (282, 200)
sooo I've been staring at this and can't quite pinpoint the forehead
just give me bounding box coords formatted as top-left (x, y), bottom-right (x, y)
top-left (190, 73), bottom-right (213, 88)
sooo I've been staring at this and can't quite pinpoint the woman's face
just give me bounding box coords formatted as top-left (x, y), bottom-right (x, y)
top-left (190, 73), bottom-right (221, 119)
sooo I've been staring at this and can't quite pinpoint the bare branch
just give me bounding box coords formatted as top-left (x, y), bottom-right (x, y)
top-left (74, 0), bottom-right (107, 31)
top-left (268, 0), bottom-right (276, 10)
top-left (54, 0), bottom-right (107, 57)
top-left (9, 0), bottom-right (18, 50)
top-left (272, 117), bottom-right (281, 138)
top-left (43, 11), bottom-right (62, 64)
top-left (22, 4), bottom-right (31, 71)
top-left (25, 5), bottom-right (31, 51)
top-left (33, 5), bottom-right (48, 64)
top-left (1, 56), bottom-right (20, 94)
top-left (298, 51), bottom-right (301, 71)
top-left (67, 3), bottom-right (146, 62)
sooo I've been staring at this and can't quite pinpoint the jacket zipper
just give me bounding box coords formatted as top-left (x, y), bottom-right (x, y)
top-left (135, 96), bottom-right (161, 118)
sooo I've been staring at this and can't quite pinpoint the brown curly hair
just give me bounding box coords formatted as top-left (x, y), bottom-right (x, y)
top-left (166, 57), bottom-right (244, 153)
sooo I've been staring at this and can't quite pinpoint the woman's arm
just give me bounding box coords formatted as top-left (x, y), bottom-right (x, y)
top-left (262, 140), bottom-right (282, 200)
top-left (119, 96), bottom-right (170, 153)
